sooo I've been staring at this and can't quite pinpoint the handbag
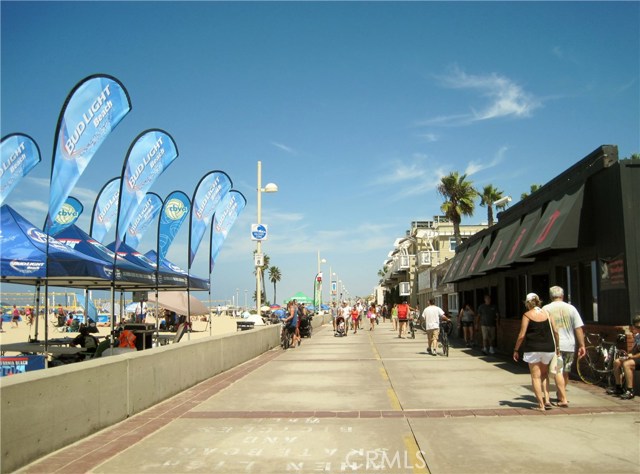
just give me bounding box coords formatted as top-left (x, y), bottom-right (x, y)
top-left (546, 311), bottom-right (563, 374)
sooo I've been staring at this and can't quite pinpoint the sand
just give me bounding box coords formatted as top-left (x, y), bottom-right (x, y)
top-left (0, 312), bottom-right (241, 350)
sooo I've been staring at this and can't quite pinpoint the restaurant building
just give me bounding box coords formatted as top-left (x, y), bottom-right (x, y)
top-left (443, 145), bottom-right (639, 352)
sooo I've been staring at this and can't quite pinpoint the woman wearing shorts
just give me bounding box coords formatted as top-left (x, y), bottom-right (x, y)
top-left (513, 293), bottom-right (560, 411)
top-left (458, 303), bottom-right (476, 347)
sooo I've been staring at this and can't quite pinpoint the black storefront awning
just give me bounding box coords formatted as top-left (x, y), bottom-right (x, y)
top-left (442, 246), bottom-right (468, 284)
top-left (478, 218), bottom-right (521, 273)
top-left (466, 235), bottom-right (491, 278)
top-left (521, 185), bottom-right (585, 257)
top-left (496, 209), bottom-right (542, 268)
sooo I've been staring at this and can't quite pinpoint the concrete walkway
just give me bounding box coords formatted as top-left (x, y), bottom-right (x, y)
top-left (18, 320), bottom-right (640, 474)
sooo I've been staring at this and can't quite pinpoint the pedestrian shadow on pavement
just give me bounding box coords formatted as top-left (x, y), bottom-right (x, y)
top-left (499, 396), bottom-right (538, 409)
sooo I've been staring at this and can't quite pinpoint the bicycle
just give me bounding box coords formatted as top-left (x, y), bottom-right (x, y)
top-left (280, 323), bottom-right (293, 350)
top-left (438, 320), bottom-right (452, 357)
top-left (577, 333), bottom-right (627, 386)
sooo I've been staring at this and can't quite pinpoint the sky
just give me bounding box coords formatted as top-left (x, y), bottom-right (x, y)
top-left (1, 1), bottom-right (639, 308)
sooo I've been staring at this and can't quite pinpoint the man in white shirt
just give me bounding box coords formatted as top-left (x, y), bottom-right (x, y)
top-left (543, 286), bottom-right (586, 406)
top-left (422, 299), bottom-right (450, 356)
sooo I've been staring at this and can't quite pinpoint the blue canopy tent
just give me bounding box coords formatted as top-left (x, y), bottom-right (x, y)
top-left (1, 205), bottom-right (112, 287)
top-left (1, 204), bottom-right (117, 345)
top-left (105, 241), bottom-right (191, 290)
top-left (52, 225), bottom-right (158, 289)
top-left (143, 250), bottom-right (209, 291)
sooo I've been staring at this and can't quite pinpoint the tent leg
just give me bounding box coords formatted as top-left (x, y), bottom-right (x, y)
top-left (33, 282), bottom-right (41, 342)
top-left (110, 285), bottom-right (116, 349)
top-left (44, 282), bottom-right (49, 369)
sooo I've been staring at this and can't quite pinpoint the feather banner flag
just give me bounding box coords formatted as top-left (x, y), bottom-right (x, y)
top-left (48, 74), bottom-right (131, 229)
top-left (89, 177), bottom-right (121, 243)
top-left (48, 196), bottom-right (84, 236)
top-left (158, 190), bottom-right (190, 265)
top-left (0, 133), bottom-right (41, 205)
top-left (189, 171), bottom-right (232, 268)
top-left (209, 190), bottom-right (246, 273)
top-left (125, 192), bottom-right (162, 250)
top-left (115, 129), bottom-right (178, 251)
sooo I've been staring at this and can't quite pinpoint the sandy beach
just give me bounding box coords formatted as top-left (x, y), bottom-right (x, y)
top-left (0, 312), bottom-right (241, 350)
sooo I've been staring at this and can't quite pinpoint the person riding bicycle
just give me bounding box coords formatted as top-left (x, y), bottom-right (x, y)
top-left (606, 314), bottom-right (640, 400)
top-left (422, 299), bottom-right (450, 356)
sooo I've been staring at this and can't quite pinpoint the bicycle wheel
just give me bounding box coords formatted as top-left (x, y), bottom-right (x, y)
top-left (281, 329), bottom-right (290, 350)
top-left (442, 332), bottom-right (449, 357)
top-left (577, 346), bottom-right (606, 385)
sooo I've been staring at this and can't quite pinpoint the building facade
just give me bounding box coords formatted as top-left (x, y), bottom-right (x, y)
top-left (444, 145), bottom-right (639, 353)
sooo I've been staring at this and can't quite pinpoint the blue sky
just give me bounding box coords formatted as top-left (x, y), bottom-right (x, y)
top-left (1, 1), bottom-right (639, 307)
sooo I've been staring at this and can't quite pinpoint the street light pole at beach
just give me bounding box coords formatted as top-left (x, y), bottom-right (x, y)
top-left (316, 251), bottom-right (326, 311)
top-left (256, 161), bottom-right (277, 318)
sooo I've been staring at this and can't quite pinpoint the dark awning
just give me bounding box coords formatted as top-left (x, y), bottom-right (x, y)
top-left (442, 247), bottom-right (468, 284)
top-left (521, 185), bottom-right (584, 257)
top-left (466, 235), bottom-right (491, 278)
top-left (447, 238), bottom-right (480, 282)
top-left (478, 218), bottom-right (522, 273)
top-left (497, 209), bottom-right (542, 267)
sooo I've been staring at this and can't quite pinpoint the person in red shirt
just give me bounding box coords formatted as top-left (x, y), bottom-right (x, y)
top-left (350, 306), bottom-right (360, 334)
top-left (397, 301), bottom-right (410, 338)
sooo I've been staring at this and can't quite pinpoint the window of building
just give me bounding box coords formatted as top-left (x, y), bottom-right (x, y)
top-left (449, 237), bottom-right (457, 251)
top-left (448, 293), bottom-right (458, 315)
top-left (435, 295), bottom-right (443, 309)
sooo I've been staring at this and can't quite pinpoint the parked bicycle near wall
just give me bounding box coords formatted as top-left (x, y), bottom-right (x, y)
top-left (577, 333), bottom-right (627, 386)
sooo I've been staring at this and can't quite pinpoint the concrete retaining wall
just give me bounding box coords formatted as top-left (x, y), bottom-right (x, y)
top-left (0, 324), bottom-right (280, 473)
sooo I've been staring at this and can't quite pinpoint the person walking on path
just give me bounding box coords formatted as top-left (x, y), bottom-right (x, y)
top-left (543, 286), bottom-right (586, 405)
top-left (458, 303), bottom-right (476, 347)
top-left (606, 314), bottom-right (640, 400)
top-left (391, 304), bottom-right (398, 331)
top-left (513, 293), bottom-right (561, 411)
top-left (397, 301), bottom-right (410, 338)
top-left (423, 299), bottom-right (449, 355)
top-left (350, 305), bottom-right (360, 334)
top-left (477, 295), bottom-right (499, 355)
top-left (11, 305), bottom-right (20, 328)
top-left (367, 303), bottom-right (377, 331)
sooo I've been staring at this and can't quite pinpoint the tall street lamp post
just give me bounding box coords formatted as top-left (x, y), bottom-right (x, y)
top-left (256, 161), bottom-right (278, 318)
top-left (316, 251), bottom-right (326, 311)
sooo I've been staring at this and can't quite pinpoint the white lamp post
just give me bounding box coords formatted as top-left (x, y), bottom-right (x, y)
top-left (316, 251), bottom-right (326, 310)
top-left (256, 161), bottom-right (278, 317)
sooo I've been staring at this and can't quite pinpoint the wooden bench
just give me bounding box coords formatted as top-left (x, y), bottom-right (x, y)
top-left (236, 321), bottom-right (255, 331)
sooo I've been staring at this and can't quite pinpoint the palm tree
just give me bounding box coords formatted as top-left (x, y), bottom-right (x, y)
top-left (437, 172), bottom-right (478, 246)
top-left (268, 266), bottom-right (282, 305)
top-left (521, 184), bottom-right (542, 200)
top-left (479, 184), bottom-right (504, 226)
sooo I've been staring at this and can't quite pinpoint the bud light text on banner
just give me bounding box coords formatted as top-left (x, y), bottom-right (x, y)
top-left (189, 170), bottom-right (232, 268)
top-left (0, 133), bottom-right (41, 206)
top-left (115, 129), bottom-right (178, 250)
top-left (125, 192), bottom-right (162, 250)
top-left (90, 177), bottom-right (121, 243)
top-left (158, 190), bottom-right (190, 265)
top-left (209, 190), bottom-right (246, 273)
top-left (48, 74), bottom-right (131, 229)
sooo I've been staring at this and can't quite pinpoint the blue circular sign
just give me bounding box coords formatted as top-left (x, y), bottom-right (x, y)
top-left (251, 224), bottom-right (267, 240)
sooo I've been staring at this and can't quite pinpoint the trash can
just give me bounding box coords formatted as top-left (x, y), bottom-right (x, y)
top-left (123, 323), bottom-right (154, 350)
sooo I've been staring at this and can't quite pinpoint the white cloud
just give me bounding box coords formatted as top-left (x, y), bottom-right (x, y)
top-left (417, 132), bottom-right (439, 142)
top-left (271, 142), bottom-right (296, 154)
top-left (421, 67), bottom-right (541, 126)
top-left (464, 146), bottom-right (508, 176)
